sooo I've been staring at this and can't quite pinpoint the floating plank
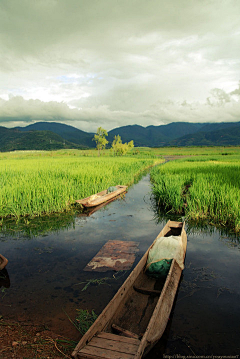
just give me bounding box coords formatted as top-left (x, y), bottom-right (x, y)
top-left (84, 240), bottom-right (139, 272)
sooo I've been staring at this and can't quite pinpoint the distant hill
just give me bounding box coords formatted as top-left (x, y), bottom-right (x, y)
top-left (15, 121), bottom-right (94, 148)
top-left (0, 120), bottom-right (239, 151)
top-left (16, 121), bottom-right (207, 148)
top-left (169, 123), bottom-right (240, 146)
top-left (108, 125), bottom-right (160, 146)
top-left (196, 122), bottom-right (240, 133)
top-left (108, 122), bottom-right (205, 146)
top-left (0, 127), bottom-right (85, 152)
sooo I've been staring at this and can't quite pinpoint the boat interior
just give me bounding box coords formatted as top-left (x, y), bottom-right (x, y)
top-left (105, 223), bottom-right (183, 337)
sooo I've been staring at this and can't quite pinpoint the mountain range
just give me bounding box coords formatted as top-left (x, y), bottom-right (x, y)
top-left (0, 121), bottom-right (240, 151)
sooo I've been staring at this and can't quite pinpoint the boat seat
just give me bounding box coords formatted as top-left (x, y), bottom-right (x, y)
top-left (76, 332), bottom-right (141, 359)
top-left (133, 285), bottom-right (161, 296)
top-left (111, 323), bottom-right (140, 339)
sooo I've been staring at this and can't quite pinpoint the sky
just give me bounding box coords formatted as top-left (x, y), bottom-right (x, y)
top-left (1, 0), bottom-right (240, 132)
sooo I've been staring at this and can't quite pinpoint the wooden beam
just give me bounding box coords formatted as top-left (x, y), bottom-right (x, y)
top-left (133, 286), bottom-right (161, 296)
top-left (97, 332), bottom-right (140, 345)
top-left (78, 345), bottom-right (135, 359)
top-left (112, 324), bottom-right (140, 340)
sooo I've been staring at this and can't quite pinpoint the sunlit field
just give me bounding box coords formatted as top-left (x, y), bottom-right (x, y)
top-left (1, 146), bottom-right (240, 228)
top-left (1, 146), bottom-right (240, 159)
top-left (150, 145), bottom-right (240, 157)
top-left (151, 152), bottom-right (240, 233)
top-left (0, 150), bottom-right (161, 218)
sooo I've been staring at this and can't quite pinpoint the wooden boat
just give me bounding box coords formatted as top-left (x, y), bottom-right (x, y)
top-left (75, 185), bottom-right (128, 208)
top-left (77, 194), bottom-right (126, 217)
top-left (72, 220), bottom-right (187, 359)
top-left (0, 254), bottom-right (8, 271)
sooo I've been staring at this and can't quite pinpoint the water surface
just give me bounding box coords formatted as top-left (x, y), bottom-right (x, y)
top-left (0, 174), bottom-right (239, 356)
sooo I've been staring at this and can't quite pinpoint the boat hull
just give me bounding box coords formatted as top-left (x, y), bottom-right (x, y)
top-left (0, 254), bottom-right (8, 270)
top-left (72, 220), bottom-right (187, 359)
top-left (75, 185), bottom-right (127, 208)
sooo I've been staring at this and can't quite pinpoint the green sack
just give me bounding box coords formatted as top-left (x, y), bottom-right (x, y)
top-left (145, 235), bottom-right (184, 279)
top-left (146, 259), bottom-right (173, 278)
top-left (107, 186), bottom-right (117, 193)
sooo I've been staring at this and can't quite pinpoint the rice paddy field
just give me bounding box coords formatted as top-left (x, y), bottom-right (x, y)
top-left (151, 145), bottom-right (240, 157)
top-left (151, 151), bottom-right (240, 233)
top-left (0, 149), bottom-right (161, 219)
top-left (1, 146), bottom-right (240, 233)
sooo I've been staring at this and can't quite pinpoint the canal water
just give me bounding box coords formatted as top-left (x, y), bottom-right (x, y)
top-left (0, 173), bottom-right (239, 357)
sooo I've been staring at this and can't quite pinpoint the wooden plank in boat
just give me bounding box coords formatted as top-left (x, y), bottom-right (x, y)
top-left (78, 345), bottom-right (136, 358)
top-left (89, 335), bottom-right (139, 353)
top-left (77, 348), bottom-right (135, 359)
top-left (84, 240), bottom-right (139, 272)
top-left (97, 332), bottom-right (140, 344)
top-left (77, 333), bottom-right (138, 358)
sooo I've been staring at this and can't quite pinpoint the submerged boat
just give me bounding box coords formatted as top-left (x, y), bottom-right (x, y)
top-left (0, 254), bottom-right (8, 271)
top-left (72, 220), bottom-right (187, 359)
top-left (75, 185), bottom-right (128, 208)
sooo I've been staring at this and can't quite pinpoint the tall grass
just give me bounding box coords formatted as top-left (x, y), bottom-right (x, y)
top-left (151, 157), bottom-right (240, 233)
top-left (0, 151), bottom-right (160, 218)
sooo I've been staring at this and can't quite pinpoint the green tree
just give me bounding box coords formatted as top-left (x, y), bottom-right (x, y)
top-left (128, 140), bottom-right (134, 151)
top-left (112, 135), bottom-right (134, 156)
top-left (93, 127), bottom-right (108, 156)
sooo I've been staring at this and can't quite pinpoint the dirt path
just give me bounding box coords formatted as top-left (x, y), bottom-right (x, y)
top-left (0, 318), bottom-right (75, 358)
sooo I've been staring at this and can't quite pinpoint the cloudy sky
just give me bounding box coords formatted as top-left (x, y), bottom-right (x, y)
top-left (1, 0), bottom-right (240, 132)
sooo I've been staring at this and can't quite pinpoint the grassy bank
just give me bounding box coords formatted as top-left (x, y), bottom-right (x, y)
top-left (151, 154), bottom-right (240, 233)
top-left (0, 150), bottom-right (161, 218)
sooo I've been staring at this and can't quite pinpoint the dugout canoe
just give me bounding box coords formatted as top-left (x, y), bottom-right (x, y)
top-left (77, 196), bottom-right (124, 217)
top-left (72, 220), bottom-right (187, 359)
top-left (0, 254), bottom-right (8, 271)
top-left (75, 185), bottom-right (127, 208)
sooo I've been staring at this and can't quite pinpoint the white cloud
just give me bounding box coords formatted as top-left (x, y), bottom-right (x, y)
top-left (1, 85), bottom-right (240, 132)
top-left (0, 0), bottom-right (240, 131)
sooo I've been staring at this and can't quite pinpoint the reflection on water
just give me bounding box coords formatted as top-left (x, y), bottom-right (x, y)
top-left (0, 174), bottom-right (160, 340)
top-left (0, 173), bottom-right (240, 356)
top-left (0, 268), bottom-right (10, 289)
top-left (0, 212), bottom-right (76, 239)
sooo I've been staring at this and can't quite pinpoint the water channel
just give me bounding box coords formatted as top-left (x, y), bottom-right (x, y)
top-left (0, 173), bottom-right (240, 357)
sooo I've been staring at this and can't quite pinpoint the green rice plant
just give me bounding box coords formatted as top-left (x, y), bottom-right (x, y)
top-left (150, 146), bottom-right (240, 157)
top-left (151, 174), bottom-right (185, 213)
top-left (0, 151), bottom-right (161, 218)
top-left (151, 158), bottom-right (240, 233)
